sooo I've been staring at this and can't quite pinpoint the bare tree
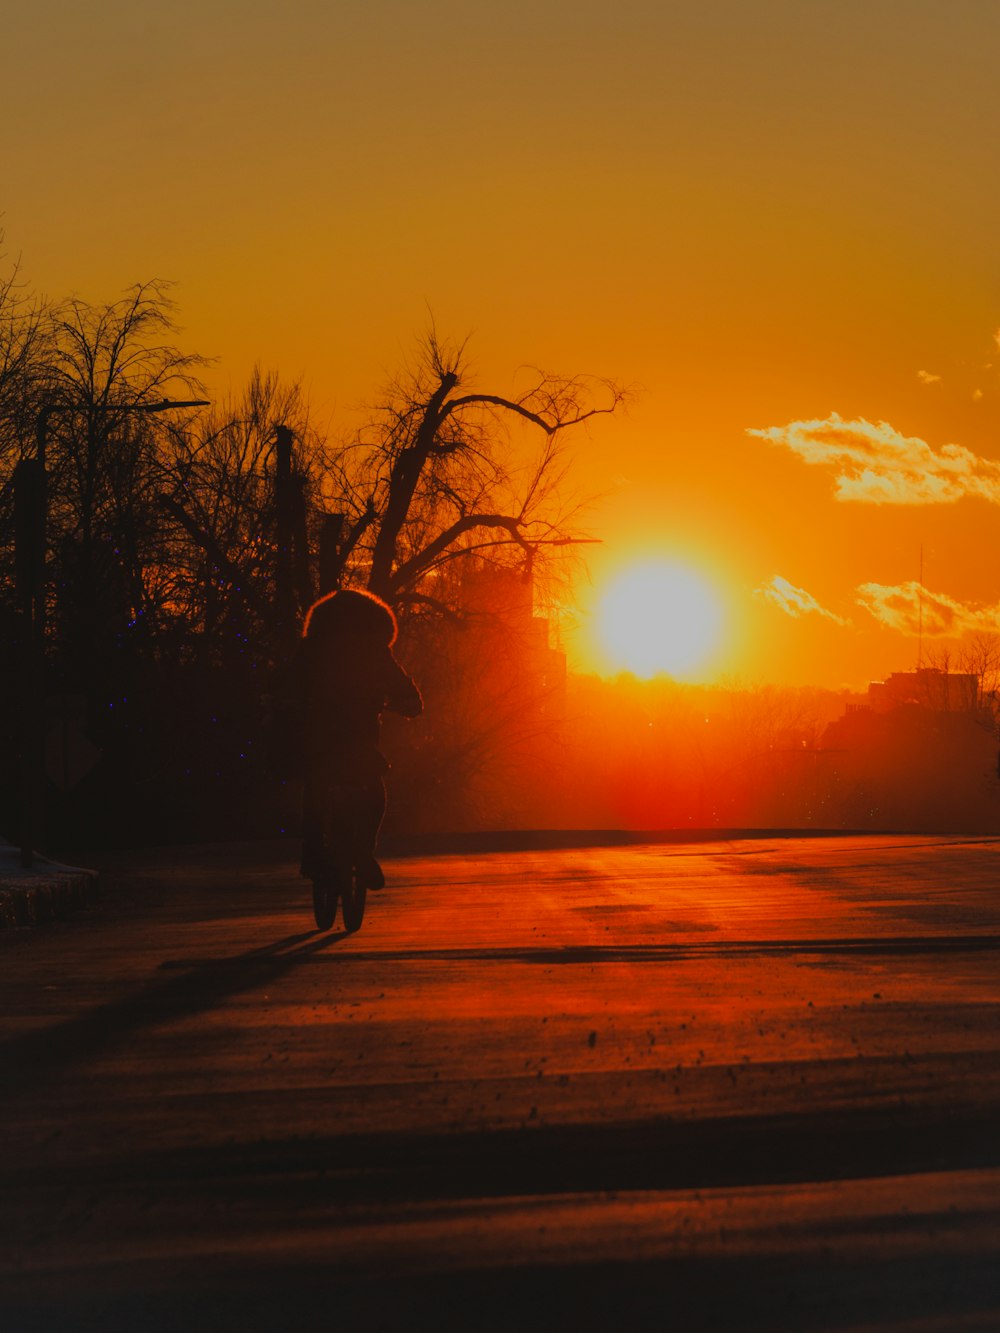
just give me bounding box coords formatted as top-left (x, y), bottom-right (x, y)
top-left (921, 644), bottom-right (988, 713)
top-left (157, 366), bottom-right (325, 660)
top-left (957, 632), bottom-right (1000, 723)
top-left (309, 334), bottom-right (625, 827)
top-left (37, 281), bottom-right (207, 679)
top-left (0, 246), bottom-right (48, 616)
top-left (324, 334), bottom-right (625, 612)
top-left (0, 245), bottom-right (46, 471)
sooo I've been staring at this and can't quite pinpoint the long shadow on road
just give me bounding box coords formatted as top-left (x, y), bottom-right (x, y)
top-left (0, 925), bottom-right (354, 1093)
top-left (65, 1097), bottom-right (999, 1203)
top-left (164, 934), bottom-right (1000, 966)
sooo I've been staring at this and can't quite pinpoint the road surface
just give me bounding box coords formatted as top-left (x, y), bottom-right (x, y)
top-left (2, 834), bottom-right (999, 1331)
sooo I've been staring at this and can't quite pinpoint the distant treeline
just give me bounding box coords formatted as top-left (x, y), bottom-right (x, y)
top-left (0, 268), bottom-right (624, 848)
top-left (506, 673), bottom-right (1000, 837)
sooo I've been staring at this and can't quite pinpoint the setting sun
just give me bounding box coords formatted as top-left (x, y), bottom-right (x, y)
top-left (596, 561), bottom-right (724, 679)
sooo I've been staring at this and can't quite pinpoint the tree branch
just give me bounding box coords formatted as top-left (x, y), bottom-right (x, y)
top-left (441, 394), bottom-right (557, 435)
top-left (368, 369), bottom-right (459, 598)
top-left (157, 492), bottom-right (264, 618)
top-left (388, 513), bottom-right (532, 595)
top-left (441, 388), bottom-right (622, 435)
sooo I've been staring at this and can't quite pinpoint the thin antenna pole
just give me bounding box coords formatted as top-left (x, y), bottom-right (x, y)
top-left (922, 538), bottom-right (928, 666)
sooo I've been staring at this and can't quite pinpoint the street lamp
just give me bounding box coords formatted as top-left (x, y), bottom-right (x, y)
top-left (15, 396), bottom-right (209, 867)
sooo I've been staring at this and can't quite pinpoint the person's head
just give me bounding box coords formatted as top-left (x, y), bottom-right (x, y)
top-left (302, 588), bottom-right (398, 648)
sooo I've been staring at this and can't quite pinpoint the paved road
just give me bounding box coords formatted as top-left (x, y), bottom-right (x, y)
top-left (2, 834), bottom-right (999, 1331)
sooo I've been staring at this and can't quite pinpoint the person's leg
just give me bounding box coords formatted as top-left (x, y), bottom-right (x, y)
top-left (358, 778), bottom-right (387, 888)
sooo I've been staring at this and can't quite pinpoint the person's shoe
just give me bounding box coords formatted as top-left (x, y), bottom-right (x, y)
top-left (360, 854), bottom-right (385, 890)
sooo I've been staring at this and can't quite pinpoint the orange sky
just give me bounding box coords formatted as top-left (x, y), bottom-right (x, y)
top-left (7, 1), bottom-right (1000, 689)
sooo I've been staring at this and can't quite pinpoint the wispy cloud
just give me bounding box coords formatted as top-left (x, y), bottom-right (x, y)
top-left (748, 412), bottom-right (1000, 505)
top-left (917, 370), bottom-right (941, 385)
top-left (756, 575), bottom-right (848, 624)
top-left (759, 574), bottom-right (1000, 640)
top-left (856, 582), bottom-right (1000, 636)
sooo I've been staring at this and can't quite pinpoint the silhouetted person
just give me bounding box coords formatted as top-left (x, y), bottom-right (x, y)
top-left (297, 588), bottom-right (422, 890)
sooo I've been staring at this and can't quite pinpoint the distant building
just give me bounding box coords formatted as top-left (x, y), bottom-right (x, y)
top-left (866, 668), bottom-right (979, 715)
top-left (454, 561), bottom-right (567, 722)
top-left (818, 665), bottom-right (999, 832)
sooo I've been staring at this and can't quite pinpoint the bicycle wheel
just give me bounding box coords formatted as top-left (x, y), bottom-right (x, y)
top-left (312, 875), bottom-right (338, 931)
top-left (340, 864), bottom-right (367, 933)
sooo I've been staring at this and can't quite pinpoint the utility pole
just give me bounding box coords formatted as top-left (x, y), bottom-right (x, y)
top-left (917, 544), bottom-right (924, 670)
top-left (14, 445), bottom-right (46, 868)
top-left (273, 425), bottom-right (296, 638)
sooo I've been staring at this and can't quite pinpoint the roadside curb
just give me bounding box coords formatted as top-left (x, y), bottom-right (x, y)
top-left (0, 852), bottom-right (99, 931)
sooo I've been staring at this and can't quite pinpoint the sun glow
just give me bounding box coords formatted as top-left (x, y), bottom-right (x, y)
top-left (596, 561), bottom-right (724, 679)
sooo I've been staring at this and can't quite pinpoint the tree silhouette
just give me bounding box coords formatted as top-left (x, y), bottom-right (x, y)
top-left (0, 246), bottom-right (45, 472)
top-left (0, 246), bottom-right (47, 626)
top-left (38, 282), bottom-right (206, 687)
top-left (324, 334), bottom-right (625, 613)
top-left (157, 366), bottom-right (325, 662)
top-left (0, 274), bottom-right (626, 844)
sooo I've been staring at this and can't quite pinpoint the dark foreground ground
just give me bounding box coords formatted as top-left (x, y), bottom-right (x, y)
top-left (1, 833), bottom-right (999, 1331)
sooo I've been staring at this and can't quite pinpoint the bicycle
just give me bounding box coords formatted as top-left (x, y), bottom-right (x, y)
top-left (310, 779), bottom-right (376, 933)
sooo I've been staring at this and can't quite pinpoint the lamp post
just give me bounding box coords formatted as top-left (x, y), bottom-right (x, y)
top-left (15, 396), bottom-right (209, 867)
